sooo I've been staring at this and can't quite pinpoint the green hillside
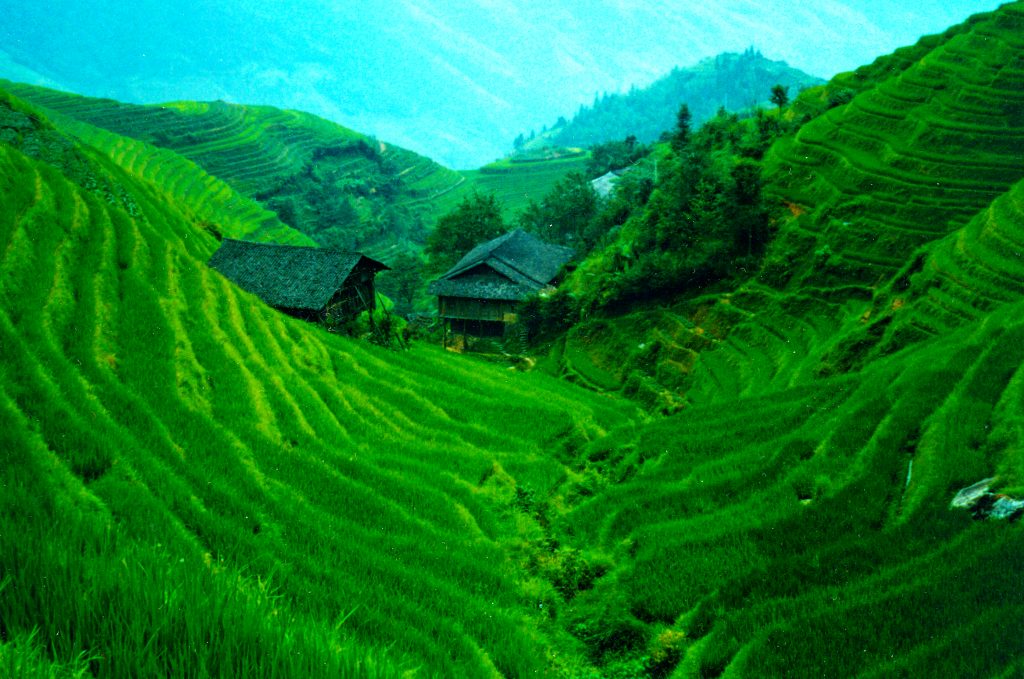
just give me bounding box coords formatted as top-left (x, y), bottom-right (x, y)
top-left (0, 80), bottom-right (472, 259)
top-left (2, 79), bottom-right (593, 258)
top-left (4, 3), bottom-right (1024, 677)
top-left (525, 7), bottom-right (1024, 673)
top-left (463, 153), bottom-right (591, 215)
top-left (550, 3), bottom-right (1024, 403)
top-left (762, 5), bottom-right (1024, 289)
top-left (0, 89), bottom-right (639, 676)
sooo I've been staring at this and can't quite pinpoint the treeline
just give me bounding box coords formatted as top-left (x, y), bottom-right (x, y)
top-left (537, 49), bottom-right (822, 149)
top-left (256, 139), bottom-right (427, 253)
top-left (395, 85), bottom-right (802, 333)
top-left (520, 91), bottom-right (804, 339)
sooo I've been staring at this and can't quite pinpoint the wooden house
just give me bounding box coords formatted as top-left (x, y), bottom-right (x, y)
top-left (208, 239), bottom-right (388, 321)
top-left (428, 229), bottom-right (573, 348)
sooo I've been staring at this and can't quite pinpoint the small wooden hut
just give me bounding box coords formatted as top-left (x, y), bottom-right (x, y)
top-left (208, 239), bottom-right (388, 321)
top-left (428, 229), bottom-right (573, 348)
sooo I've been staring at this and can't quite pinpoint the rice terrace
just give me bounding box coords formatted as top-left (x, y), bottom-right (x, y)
top-left (2, 1), bottom-right (1024, 677)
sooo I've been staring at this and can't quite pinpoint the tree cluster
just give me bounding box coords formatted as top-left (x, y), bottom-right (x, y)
top-left (424, 192), bottom-right (506, 275)
top-left (579, 95), bottom-right (792, 310)
top-left (585, 136), bottom-right (649, 178)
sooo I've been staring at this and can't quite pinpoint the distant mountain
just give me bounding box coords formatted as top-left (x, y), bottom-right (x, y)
top-left (541, 49), bottom-right (824, 148)
top-left (0, 0), bottom-right (1002, 168)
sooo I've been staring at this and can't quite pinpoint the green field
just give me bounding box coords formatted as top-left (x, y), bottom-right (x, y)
top-left (0, 93), bottom-right (638, 675)
top-left (762, 5), bottom-right (1024, 289)
top-left (3, 3), bottom-right (1024, 676)
top-left (464, 153), bottom-right (591, 215)
top-left (0, 81), bottom-right (472, 258)
top-left (2, 80), bottom-right (597, 250)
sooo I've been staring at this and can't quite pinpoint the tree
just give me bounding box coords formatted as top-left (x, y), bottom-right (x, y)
top-left (770, 84), bottom-right (790, 116)
top-left (586, 137), bottom-right (649, 178)
top-left (376, 251), bottom-right (425, 314)
top-left (425, 193), bottom-right (505, 274)
top-left (672, 103), bottom-right (692, 151)
top-left (517, 173), bottom-right (598, 247)
top-left (729, 159), bottom-right (770, 258)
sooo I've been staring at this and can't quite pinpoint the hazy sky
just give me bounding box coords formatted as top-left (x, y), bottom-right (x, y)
top-left (0, 1), bottom-right (1006, 166)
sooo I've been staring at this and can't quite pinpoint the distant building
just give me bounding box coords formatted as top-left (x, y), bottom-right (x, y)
top-left (590, 168), bottom-right (630, 198)
top-left (428, 229), bottom-right (574, 349)
top-left (208, 239), bottom-right (389, 321)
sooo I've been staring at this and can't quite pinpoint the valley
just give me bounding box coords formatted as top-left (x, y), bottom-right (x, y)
top-left (2, 2), bottom-right (1024, 677)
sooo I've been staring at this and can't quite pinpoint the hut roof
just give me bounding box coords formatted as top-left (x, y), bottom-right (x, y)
top-left (590, 167), bottom-right (633, 198)
top-left (208, 239), bottom-right (388, 312)
top-left (428, 229), bottom-right (574, 301)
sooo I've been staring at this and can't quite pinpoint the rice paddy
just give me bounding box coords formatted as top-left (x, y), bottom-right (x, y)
top-left (3, 4), bottom-right (1024, 674)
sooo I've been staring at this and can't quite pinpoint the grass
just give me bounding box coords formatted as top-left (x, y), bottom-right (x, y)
top-left (4, 4), bottom-right (1024, 674)
top-left (463, 153), bottom-right (591, 215)
top-left (0, 105), bottom-right (638, 676)
top-left (0, 80), bottom-right (472, 257)
top-left (763, 2), bottom-right (1024, 288)
top-left (553, 305), bottom-right (1024, 675)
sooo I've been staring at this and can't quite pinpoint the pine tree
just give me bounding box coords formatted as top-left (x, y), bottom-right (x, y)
top-left (672, 103), bottom-right (692, 151)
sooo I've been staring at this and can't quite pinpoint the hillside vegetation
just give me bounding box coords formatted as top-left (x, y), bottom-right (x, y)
top-left (0, 88), bottom-right (639, 676)
top-left (762, 7), bottom-right (1024, 288)
top-left (0, 80), bottom-right (472, 259)
top-left (536, 49), bottom-right (823, 149)
top-left (2, 80), bottom-right (597, 269)
top-left (4, 3), bottom-right (1024, 676)
top-left (520, 5), bottom-right (1024, 674)
top-left (548, 2), bottom-right (1024, 404)
top-left (464, 153), bottom-right (591, 215)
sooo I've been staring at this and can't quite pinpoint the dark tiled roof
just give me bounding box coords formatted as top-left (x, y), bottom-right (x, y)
top-left (428, 229), bottom-right (573, 301)
top-left (208, 239), bottom-right (388, 312)
top-left (428, 269), bottom-right (537, 300)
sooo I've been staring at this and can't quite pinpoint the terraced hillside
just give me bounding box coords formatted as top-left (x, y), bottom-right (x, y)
top-left (0, 80), bottom-right (472, 258)
top-left (812, 174), bottom-right (1024, 373)
top-left (556, 3), bottom-right (1024, 408)
top-left (763, 2), bottom-right (1024, 289)
top-left (5, 5), bottom-right (1024, 676)
top-left (529, 9), bottom-right (1024, 671)
top-left (464, 153), bottom-right (591, 215)
top-left (556, 302), bottom-right (1024, 676)
top-left (0, 94), bottom-right (642, 676)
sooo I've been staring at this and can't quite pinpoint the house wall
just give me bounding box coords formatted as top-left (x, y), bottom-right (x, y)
top-left (327, 268), bottom-right (378, 319)
top-left (438, 296), bottom-right (517, 322)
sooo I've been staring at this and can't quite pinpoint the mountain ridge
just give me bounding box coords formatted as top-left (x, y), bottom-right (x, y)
top-left (535, 49), bottom-right (824, 149)
top-left (0, 0), bottom-right (1003, 167)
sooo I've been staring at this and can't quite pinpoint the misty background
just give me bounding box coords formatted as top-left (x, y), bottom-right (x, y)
top-left (0, 0), bottom-right (1001, 167)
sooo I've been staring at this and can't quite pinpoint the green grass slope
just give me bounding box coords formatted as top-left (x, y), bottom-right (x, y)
top-left (522, 10), bottom-right (1024, 670)
top-left (815, 174), bottom-right (1024, 372)
top-left (0, 80), bottom-right (472, 258)
top-left (5, 6), bottom-right (1024, 675)
top-left (558, 3), bottom-right (1024, 411)
top-left (463, 153), bottom-right (591, 215)
top-left (555, 303), bottom-right (1024, 676)
top-left (763, 2), bottom-right (1024, 289)
top-left (0, 101), bottom-right (641, 676)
